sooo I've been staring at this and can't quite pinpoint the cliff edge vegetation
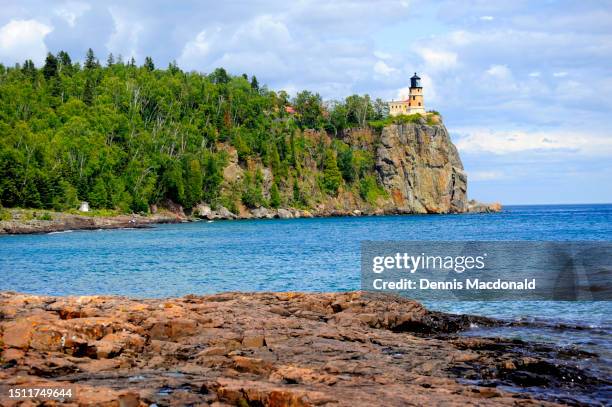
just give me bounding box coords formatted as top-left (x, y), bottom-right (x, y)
top-left (0, 50), bottom-right (497, 221)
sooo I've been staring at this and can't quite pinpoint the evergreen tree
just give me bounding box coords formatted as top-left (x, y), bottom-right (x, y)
top-left (21, 60), bottom-right (36, 81)
top-left (269, 182), bottom-right (281, 208)
top-left (83, 76), bottom-right (95, 105)
top-left (144, 56), bottom-right (155, 71)
top-left (168, 60), bottom-right (180, 74)
top-left (57, 51), bottom-right (72, 68)
top-left (322, 149), bottom-right (342, 195)
top-left (250, 75), bottom-right (259, 91)
top-left (42, 53), bottom-right (58, 80)
top-left (338, 147), bottom-right (356, 183)
top-left (85, 48), bottom-right (97, 70)
top-left (183, 158), bottom-right (203, 208)
top-left (106, 53), bottom-right (115, 67)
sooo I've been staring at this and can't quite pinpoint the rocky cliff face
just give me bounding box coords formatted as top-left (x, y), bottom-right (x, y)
top-left (376, 124), bottom-right (467, 214)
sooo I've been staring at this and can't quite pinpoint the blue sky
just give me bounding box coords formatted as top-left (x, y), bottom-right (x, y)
top-left (1, 0), bottom-right (611, 204)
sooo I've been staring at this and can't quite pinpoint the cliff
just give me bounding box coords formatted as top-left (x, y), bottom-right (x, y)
top-left (0, 122), bottom-right (500, 233)
top-left (0, 291), bottom-right (601, 406)
top-left (375, 123), bottom-right (467, 214)
top-left (194, 121), bottom-right (495, 220)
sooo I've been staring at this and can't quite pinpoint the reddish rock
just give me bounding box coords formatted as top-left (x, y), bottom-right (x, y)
top-left (0, 291), bottom-right (602, 406)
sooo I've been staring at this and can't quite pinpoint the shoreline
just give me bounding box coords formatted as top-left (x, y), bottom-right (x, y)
top-left (0, 291), bottom-right (607, 406)
top-left (0, 201), bottom-right (501, 235)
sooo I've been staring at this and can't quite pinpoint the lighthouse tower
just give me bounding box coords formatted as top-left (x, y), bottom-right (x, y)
top-left (388, 72), bottom-right (426, 116)
top-left (407, 73), bottom-right (425, 114)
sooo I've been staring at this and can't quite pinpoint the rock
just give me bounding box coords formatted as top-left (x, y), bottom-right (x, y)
top-left (242, 331), bottom-right (265, 348)
top-left (251, 207), bottom-right (270, 219)
top-left (195, 204), bottom-right (213, 219)
top-left (276, 208), bottom-right (293, 219)
top-left (375, 123), bottom-right (467, 213)
top-left (467, 200), bottom-right (502, 213)
top-left (2, 320), bottom-right (34, 349)
top-left (216, 206), bottom-right (236, 220)
top-left (0, 291), bottom-right (599, 406)
top-left (1, 348), bottom-right (25, 362)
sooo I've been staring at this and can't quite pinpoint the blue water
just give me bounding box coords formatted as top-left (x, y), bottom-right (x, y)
top-left (1, 205), bottom-right (610, 336)
top-left (2, 204), bottom-right (611, 398)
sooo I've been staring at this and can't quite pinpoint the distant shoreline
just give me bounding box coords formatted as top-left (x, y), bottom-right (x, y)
top-left (0, 203), bottom-right (501, 235)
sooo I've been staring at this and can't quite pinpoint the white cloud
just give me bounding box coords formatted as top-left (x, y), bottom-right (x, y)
top-left (528, 71), bottom-right (541, 77)
top-left (396, 86), bottom-right (411, 101)
top-left (416, 47), bottom-right (458, 71)
top-left (0, 19), bottom-right (53, 66)
top-left (178, 29), bottom-right (216, 69)
top-left (485, 64), bottom-right (512, 79)
top-left (470, 171), bottom-right (504, 181)
top-left (553, 71), bottom-right (568, 77)
top-left (373, 60), bottom-right (399, 77)
top-left (106, 7), bottom-right (143, 60)
top-left (374, 50), bottom-right (392, 60)
top-left (455, 128), bottom-right (612, 155)
top-left (54, 1), bottom-right (91, 27)
top-left (480, 16), bottom-right (495, 21)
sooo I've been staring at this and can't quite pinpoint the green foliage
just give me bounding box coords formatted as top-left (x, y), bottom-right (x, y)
top-left (0, 49), bottom-right (404, 213)
top-left (183, 158), bottom-right (203, 209)
top-left (36, 212), bottom-right (53, 221)
top-left (368, 113), bottom-right (423, 130)
top-left (294, 90), bottom-right (324, 129)
top-left (322, 149), bottom-right (342, 195)
top-left (359, 175), bottom-right (386, 204)
top-left (269, 182), bottom-right (281, 208)
top-left (241, 169), bottom-right (264, 208)
top-left (334, 141), bottom-right (356, 183)
top-left (144, 56), bottom-right (155, 71)
top-left (0, 207), bottom-right (11, 221)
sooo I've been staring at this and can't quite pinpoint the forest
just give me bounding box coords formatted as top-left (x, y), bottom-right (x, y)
top-left (0, 49), bottom-right (419, 215)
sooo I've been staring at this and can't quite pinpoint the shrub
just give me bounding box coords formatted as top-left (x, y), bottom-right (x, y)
top-left (0, 207), bottom-right (11, 221)
top-left (36, 212), bottom-right (53, 221)
top-left (359, 176), bottom-right (387, 204)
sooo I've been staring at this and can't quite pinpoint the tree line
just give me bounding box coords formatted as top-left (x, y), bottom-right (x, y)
top-left (0, 49), bottom-right (391, 213)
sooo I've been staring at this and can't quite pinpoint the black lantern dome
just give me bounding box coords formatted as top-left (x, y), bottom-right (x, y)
top-left (410, 73), bottom-right (422, 88)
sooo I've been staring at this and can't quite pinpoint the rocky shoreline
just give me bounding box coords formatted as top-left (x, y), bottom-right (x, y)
top-left (0, 211), bottom-right (181, 235)
top-left (0, 291), bottom-right (607, 406)
top-left (0, 200), bottom-right (501, 235)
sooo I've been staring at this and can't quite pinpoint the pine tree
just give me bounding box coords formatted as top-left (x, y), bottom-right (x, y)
top-left (183, 158), bottom-right (203, 208)
top-left (106, 53), bottom-right (115, 67)
top-left (83, 76), bottom-right (95, 105)
top-left (144, 56), bottom-right (154, 71)
top-left (21, 60), bottom-right (36, 81)
top-left (57, 51), bottom-right (72, 68)
top-left (322, 149), bottom-right (342, 195)
top-left (250, 75), bottom-right (259, 91)
top-left (42, 53), bottom-right (58, 80)
top-left (270, 182), bottom-right (281, 208)
top-left (85, 48), bottom-right (97, 70)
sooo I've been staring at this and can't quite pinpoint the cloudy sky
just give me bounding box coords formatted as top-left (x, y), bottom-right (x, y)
top-left (1, 0), bottom-right (611, 204)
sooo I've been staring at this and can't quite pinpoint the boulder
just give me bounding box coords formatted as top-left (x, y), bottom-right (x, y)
top-left (277, 208), bottom-right (294, 219)
top-left (251, 207), bottom-right (270, 219)
top-left (195, 204), bottom-right (213, 219)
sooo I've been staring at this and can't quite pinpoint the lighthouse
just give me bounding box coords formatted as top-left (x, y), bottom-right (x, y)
top-left (408, 73), bottom-right (425, 114)
top-left (388, 72), bottom-right (426, 116)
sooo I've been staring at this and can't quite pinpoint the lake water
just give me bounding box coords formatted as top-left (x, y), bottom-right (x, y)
top-left (1, 204), bottom-right (611, 366)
